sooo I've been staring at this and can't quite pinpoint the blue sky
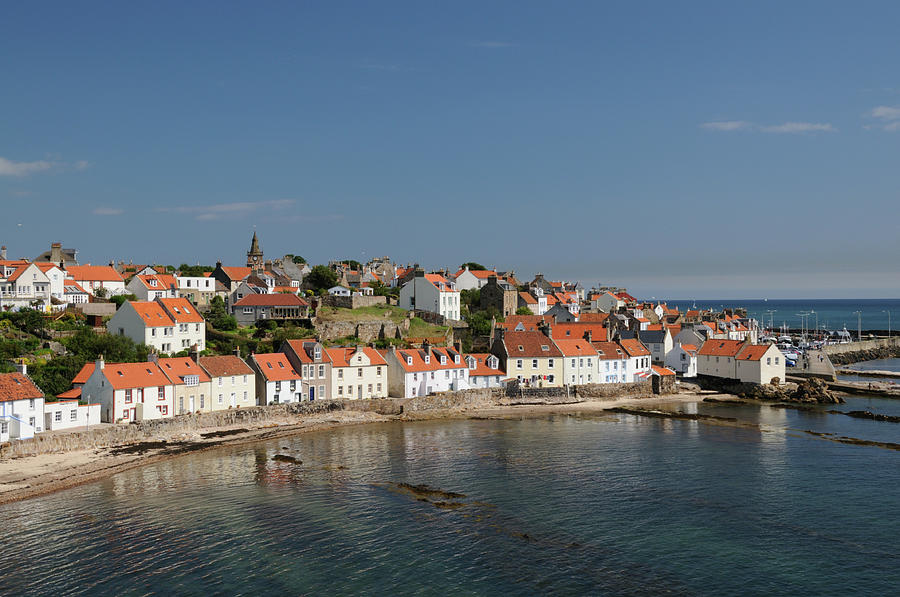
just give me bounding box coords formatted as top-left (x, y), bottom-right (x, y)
top-left (2, 1), bottom-right (899, 299)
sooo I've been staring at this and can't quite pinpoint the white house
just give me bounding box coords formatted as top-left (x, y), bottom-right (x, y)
top-left (635, 329), bottom-right (672, 365)
top-left (80, 358), bottom-right (175, 423)
top-left (384, 344), bottom-right (469, 398)
top-left (453, 267), bottom-right (498, 291)
top-left (0, 262), bottom-right (52, 312)
top-left (591, 341), bottom-right (630, 384)
top-left (328, 285), bottom-right (352, 297)
top-left (555, 339), bottom-right (598, 386)
top-left (399, 271), bottom-right (460, 321)
top-left (326, 346), bottom-right (388, 400)
top-left (250, 353), bottom-right (304, 405)
top-left (107, 297), bottom-right (206, 354)
top-left (65, 265), bottom-right (126, 296)
top-left (0, 369), bottom-right (46, 442)
top-left (62, 279), bottom-right (90, 304)
top-left (618, 338), bottom-right (653, 382)
top-left (126, 274), bottom-right (180, 301)
top-left (465, 353), bottom-right (507, 388)
top-left (44, 399), bottom-right (100, 431)
top-left (665, 342), bottom-right (698, 377)
top-left (697, 339), bottom-right (784, 384)
top-left (35, 263), bottom-right (67, 306)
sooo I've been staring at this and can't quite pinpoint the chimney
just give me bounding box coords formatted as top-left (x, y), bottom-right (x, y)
top-left (233, 346), bottom-right (241, 358)
top-left (50, 242), bottom-right (63, 264)
top-left (189, 344), bottom-right (200, 363)
top-left (584, 330), bottom-right (592, 343)
top-left (414, 267), bottom-right (425, 278)
top-left (423, 339), bottom-right (432, 358)
top-left (96, 355), bottom-right (105, 370)
top-left (148, 351), bottom-right (159, 363)
top-left (216, 260), bottom-right (222, 269)
top-left (538, 320), bottom-right (552, 339)
top-left (453, 340), bottom-right (462, 353)
top-left (0, 246), bottom-right (6, 260)
top-left (14, 361), bottom-right (26, 376)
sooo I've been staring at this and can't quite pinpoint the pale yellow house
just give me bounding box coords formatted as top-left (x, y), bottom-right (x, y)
top-left (327, 346), bottom-right (388, 400)
top-left (491, 326), bottom-right (564, 388)
top-left (198, 353), bottom-right (257, 409)
top-left (158, 356), bottom-right (213, 414)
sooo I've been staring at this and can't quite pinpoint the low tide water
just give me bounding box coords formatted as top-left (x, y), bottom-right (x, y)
top-left (1, 392), bottom-right (898, 595)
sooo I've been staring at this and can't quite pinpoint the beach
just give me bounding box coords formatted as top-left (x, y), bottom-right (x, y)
top-left (0, 391), bottom-right (722, 506)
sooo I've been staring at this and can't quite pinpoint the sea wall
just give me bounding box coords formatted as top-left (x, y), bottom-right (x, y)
top-left (402, 388), bottom-right (501, 412)
top-left (0, 399), bottom-right (402, 459)
top-left (822, 338), bottom-right (900, 365)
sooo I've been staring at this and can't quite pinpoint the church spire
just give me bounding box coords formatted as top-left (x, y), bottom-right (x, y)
top-left (247, 230), bottom-right (263, 271)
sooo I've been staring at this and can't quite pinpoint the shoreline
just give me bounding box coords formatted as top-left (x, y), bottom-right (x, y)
top-left (0, 392), bottom-right (722, 507)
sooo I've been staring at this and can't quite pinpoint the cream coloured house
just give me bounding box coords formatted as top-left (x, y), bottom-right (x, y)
top-left (327, 346), bottom-right (388, 400)
top-left (159, 356), bottom-right (213, 414)
top-left (198, 353), bottom-right (256, 409)
top-left (491, 327), bottom-right (564, 388)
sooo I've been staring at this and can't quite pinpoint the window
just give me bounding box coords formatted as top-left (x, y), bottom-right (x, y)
top-left (54, 411), bottom-right (62, 422)
top-left (367, 384), bottom-right (372, 394)
top-left (70, 410), bottom-right (77, 421)
top-left (413, 373), bottom-right (418, 381)
top-left (377, 383), bottom-right (382, 392)
top-left (430, 372), bottom-right (435, 380)
top-left (338, 386), bottom-right (343, 396)
top-left (231, 376), bottom-right (236, 386)
top-left (243, 375), bottom-right (247, 384)
top-left (444, 371), bottom-right (449, 379)
top-left (517, 359), bottom-right (523, 369)
top-left (125, 389), bottom-right (132, 403)
top-left (218, 377), bottom-right (223, 387)
top-left (766, 357), bottom-right (771, 365)
top-left (159, 387), bottom-right (165, 400)
top-left (200, 395), bottom-right (205, 409)
top-left (548, 375), bottom-right (555, 383)
top-left (318, 365), bottom-right (325, 377)
top-left (0, 422), bottom-right (7, 434)
top-left (159, 406), bottom-right (168, 415)
top-left (243, 391), bottom-right (247, 402)
top-left (376, 367), bottom-right (382, 376)
top-left (571, 359), bottom-right (576, 367)
top-left (532, 359), bottom-right (538, 369)
top-left (243, 307), bottom-right (253, 314)
top-left (218, 393), bottom-right (224, 404)
top-left (338, 369), bottom-right (343, 379)
top-left (357, 367), bottom-right (363, 378)
top-left (548, 359), bottom-right (554, 368)
top-left (319, 385), bottom-right (325, 396)
top-left (775, 357), bottom-right (780, 364)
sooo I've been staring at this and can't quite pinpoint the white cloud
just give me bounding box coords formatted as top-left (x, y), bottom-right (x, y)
top-left (867, 105), bottom-right (900, 131)
top-left (0, 157), bottom-right (53, 177)
top-left (158, 199), bottom-right (295, 221)
top-left (701, 121), bottom-right (835, 134)
top-left (93, 207), bottom-right (124, 216)
top-left (700, 121), bottom-right (751, 131)
top-left (759, 122), bottom-right (835, 134)
top-left (0, 156), bottom-right (91, 176)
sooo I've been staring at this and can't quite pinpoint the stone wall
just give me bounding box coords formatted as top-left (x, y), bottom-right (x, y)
top-left (0, 399), bottom-right (402, 459)
top-left (402, 388), bottom-right (499, 412)
top-left (313, 320), bottom-right (405, 342)
top-left (822, 338), bottom-right (900, 365)
top-left (320, 295), bottom-right (387, 309)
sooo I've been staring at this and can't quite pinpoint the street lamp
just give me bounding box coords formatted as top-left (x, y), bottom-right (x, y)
top-left (810, 310), bottom-right (818, 340)
top-left (883, 310), bottom-right (891, 338)
top-left (853, 311), bottom-right (862, 342)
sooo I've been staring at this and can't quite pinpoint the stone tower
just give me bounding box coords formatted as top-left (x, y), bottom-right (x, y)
top-left (247, 231), bottom-right (264, 272)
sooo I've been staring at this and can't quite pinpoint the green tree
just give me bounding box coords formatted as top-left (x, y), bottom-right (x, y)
top-left (339, 259), bottom-right (362, 270)
top-left (461, 262), bottom-right (487, 271)
top-left (516, 307), bottom-right (533, 316)
top-left (178, 264), bottom-right (214, 277)
top-left (305, 265), bottom-right (339, 293)
top-left (285, 254), bottom-right (307, 264)
top-left (93, 286), bottom-right (108, 299)
top-left (206, 296), bottom-right (237, 331)
top-left (110, 293), bottom-right (137, 308)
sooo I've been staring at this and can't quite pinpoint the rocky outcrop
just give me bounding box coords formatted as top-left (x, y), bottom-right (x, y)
top-left (828, 345), bottom-right (900, 366)
top-left (791, 378), bottom-right (844, 403)
top-left (697, 376), bottom-right (844, 403)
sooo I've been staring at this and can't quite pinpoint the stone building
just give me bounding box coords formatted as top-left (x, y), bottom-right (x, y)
top-left (480, 275), bottom-right (518, 317)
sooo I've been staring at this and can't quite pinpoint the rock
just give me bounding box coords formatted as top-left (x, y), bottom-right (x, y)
top-left (792, 378), bottom-right (844, 404)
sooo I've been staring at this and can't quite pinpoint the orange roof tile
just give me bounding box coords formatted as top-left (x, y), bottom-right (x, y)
top-left (253, 353), bottom-right (302, 381)
top-left (102, 362), bottom-right (169, 390)
top-left (233, 294), bottom-right (308, 307)
top-left (57, 388), bottom-right (82, 399)
top-left (553, 339), bottom-right (597, 357)
top-left (652, 365), bottom-right (676, 376)
top-left (465, 353), bottom-right (505, 377)
top-left (158, 357), bottom-right (211, 384)
top-left (618, 338), bottom-right (650, 357)
top-left (65, 265), bottom-right (123, 282)
top-left (325, 346), bottom-right (387, 368)
top-left (503, 331), bottom-right (563, 358)
top-left (393, 346), bottom-right (465, 372)
top-left (198, 355), bottom-right (254, 377)
top-left (591, 341), bottom-right (628, 360)
top-left (220, 266), bottom-right (252, 281)
top-left (129, 301), bottom-right (173, 327)
top-left (73, 363), bottom-right (95, 384)
top-left (698, 339), bottom-right (744, 357)
top-left (0, 372), bottom-right (44, 402)
top-left (736, 344), bottom-right (772, 361)
top-left (158, 297), bottom-right (205, 323)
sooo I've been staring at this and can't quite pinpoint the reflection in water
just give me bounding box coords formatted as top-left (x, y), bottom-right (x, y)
top-left (0, 399), bottom-right (898, 596)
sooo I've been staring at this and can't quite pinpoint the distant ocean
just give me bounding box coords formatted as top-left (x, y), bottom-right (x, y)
top-left (666, 299), bottom-right (900, 333)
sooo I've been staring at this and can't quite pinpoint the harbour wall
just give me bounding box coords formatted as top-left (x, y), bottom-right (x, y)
top-left (821, 338), bottom-right (900, 365)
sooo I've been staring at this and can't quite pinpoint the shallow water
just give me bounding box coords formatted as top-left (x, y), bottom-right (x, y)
top-left (1, 397), bottom-right (898, 596)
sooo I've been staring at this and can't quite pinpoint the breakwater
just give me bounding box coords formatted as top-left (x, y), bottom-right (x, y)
top-left (822, 338), bottom-right (900, 365)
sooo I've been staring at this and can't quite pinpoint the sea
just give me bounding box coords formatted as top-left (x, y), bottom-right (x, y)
top-left (1, 389), bottom-right (899, 594)
top-left (666, 298), bottom-right (900, 333)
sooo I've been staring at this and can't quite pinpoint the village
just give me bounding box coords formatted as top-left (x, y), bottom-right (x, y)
top-left (0, 234), bottom-right (787, 442)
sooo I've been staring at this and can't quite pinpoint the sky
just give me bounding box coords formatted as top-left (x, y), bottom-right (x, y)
top-left (2, 1), bottom-right (899, 299)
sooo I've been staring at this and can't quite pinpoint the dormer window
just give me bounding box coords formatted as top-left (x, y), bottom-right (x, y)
top-left (149, 279), bottom-right (158, 287)
top-left (440, 356), bottom-right (446, 365)
top-left (454, 355), bottom-right (460, 364)
top-left (314, 347), bottom-right (321, 360)
top-left (406, 357), bottom-right (413, 366)
top-left (518, 345), bottom-right (524, 351)
top-left (541, 345), bottom-right (549, 351)
top-left (424, 355), bottom-right (430, 364)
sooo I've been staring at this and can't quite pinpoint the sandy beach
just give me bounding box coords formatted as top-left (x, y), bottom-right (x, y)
top-left (0, 392), bottom-right (727, 507)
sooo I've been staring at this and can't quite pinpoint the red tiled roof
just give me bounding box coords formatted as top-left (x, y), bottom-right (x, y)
top-left (253, 353), bottom-right (302, 381)
top-left (325, 346), bottom-right (387, 368)
top-left (578, 312), bottom-right (609, 323)
top-left (518, 292), bottom-right (537, 305)
top-left (129, 301), bottom-right (173, 327)
top-left (198, 355), bottom-right (254, 377)
top-left (283, 339), bottom-right (327, 365)
top-left (698, 339), bottom-right (744, 357)
top-left (101, 362), bottom-right (169, 390)
top-left (392, 346), bottom-right (466, 372)
top-left (503, 331), bottom-right (563, 358)
top-left (63, 279), bottom-right (89, 294)
top-left (591, 341), bottom-right (627, 360)
top-left (136, 274), bottom-right (178, 290)
top-left (233, 294), bottom-right (308, 307)
top-left (652, 365), bottom-right (676, 376)
top-left (158, 297), bottom-right (205, 323)
top-left (553, 339), bottom-right (597, 357)
top-left (736, 344), bottom-right (773, 361)
top-left (158, 357), bottom-right (211, 384)
top-left (553, 323), bottom-right (607, 340)
top-left (65, 265), bottom-right (123, 282)
top-left (73, 363), bottom-right (95, 384)
top-left (681, 343), bottom-right (698, 352)
top-left (0, 372), bottom-right (44, 402)
top-left (619, 338), bottom-right (650, 357)
top-left (57, 388), bottom-right (82, 399)
top-left (465, 353), bottom-right (505, 377)
top-left (454, 269), bottom-right (498, 279)
top-left (424, 274), bottom-right (456, 292)
top-left (220, 266), bottom-right (252, 281)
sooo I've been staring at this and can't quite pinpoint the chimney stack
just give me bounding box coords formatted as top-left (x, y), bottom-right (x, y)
top-left (423, 339), bottom-right (432, 358)
top-left (538, 320), bottom-right (552, 339)
top-left (0, 246), bottom-right (6, 260)
top-left (96, 355), bottom-right (105, 370)
top-left (14, 361), bottom-right (27, 376)
top-left (234, 345), bottom-right (241, 358)
top-left (189, 344), bottom-right (200, 363)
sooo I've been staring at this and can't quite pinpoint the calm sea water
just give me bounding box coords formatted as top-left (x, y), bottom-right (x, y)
top-left (668, 298), bottom-right (900, 333)
top-left (1, 395), bottom-right (898, 596)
